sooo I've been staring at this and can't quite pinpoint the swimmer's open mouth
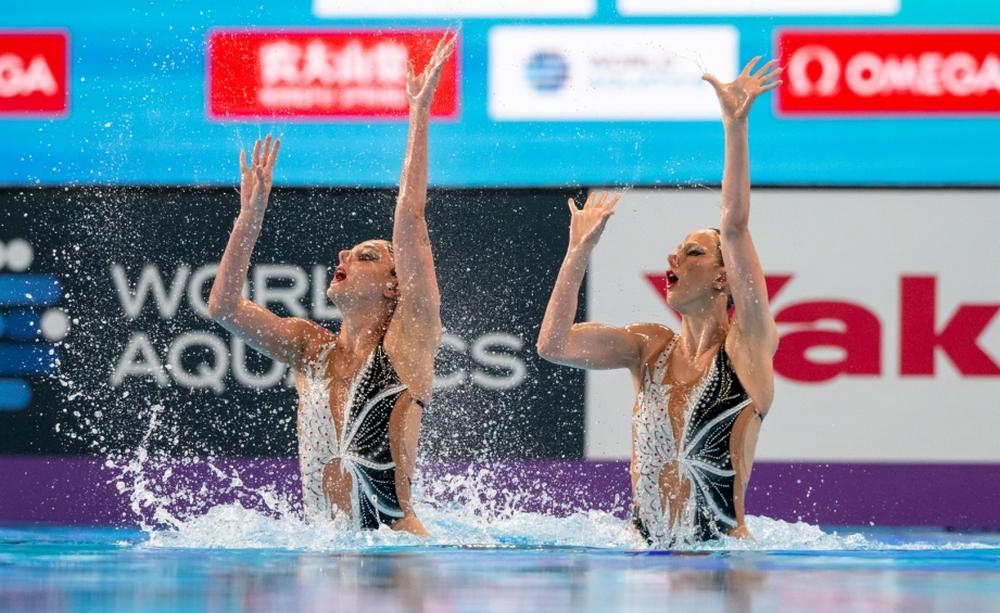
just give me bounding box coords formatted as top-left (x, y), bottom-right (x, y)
top-left (666, 270), bottom-right (679, 288)
top-left (334, 266), bottom-right (347, 282)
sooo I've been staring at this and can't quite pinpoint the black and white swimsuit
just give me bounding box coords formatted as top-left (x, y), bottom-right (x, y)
top-left (631, 336), bottom-right (761, 546)
top-left (297, 340), bottom-right (420, 529)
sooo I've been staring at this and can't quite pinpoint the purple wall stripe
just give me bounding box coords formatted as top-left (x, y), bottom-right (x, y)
top-left (1, 457), bottom-right (997, 529)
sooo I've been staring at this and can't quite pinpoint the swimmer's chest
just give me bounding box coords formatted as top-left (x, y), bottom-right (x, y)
top-left (320, 345), bottom-right (378, 435)
top-left (648, 345), bottom-right (722, 441)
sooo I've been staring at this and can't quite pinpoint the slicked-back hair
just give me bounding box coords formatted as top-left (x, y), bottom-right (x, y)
top-left (707, 228), bottom-right (735, 310)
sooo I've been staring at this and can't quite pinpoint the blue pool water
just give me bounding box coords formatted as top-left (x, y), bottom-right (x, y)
top-left (2, 513), bottom-right (1000, 612)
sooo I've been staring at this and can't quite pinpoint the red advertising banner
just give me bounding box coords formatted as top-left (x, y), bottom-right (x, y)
top-left (776, 30), bottom-right (1000, 115)
top-left (0, 32), bottom-right (68, 116)
top-left (208, 30), bottom-right (459, 119)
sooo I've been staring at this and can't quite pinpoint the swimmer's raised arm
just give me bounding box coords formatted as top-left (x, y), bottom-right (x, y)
top-left (537, 192), bottom-right (646, 372)
top-left (703, 57), bottom-right (782, 409)
top-left (388, 36), bottom-right (454, 354)
top-left (208, 136), bottom-right (316, 369)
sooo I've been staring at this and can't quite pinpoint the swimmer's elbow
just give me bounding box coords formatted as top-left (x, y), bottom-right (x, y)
top-left (206, 297), bottom-right (224, 320)
top-left (206, 295), bottom-right (235, 321)
top-left (206, 300), bottom-right (220, 320)
top-left (428, 322), bottom-right (443, 347)
top-left (536, 339), bottom-right (562, 363)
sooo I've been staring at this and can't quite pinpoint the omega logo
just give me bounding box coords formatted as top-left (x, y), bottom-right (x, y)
top-left (787, 45), bottom-right (841, 97)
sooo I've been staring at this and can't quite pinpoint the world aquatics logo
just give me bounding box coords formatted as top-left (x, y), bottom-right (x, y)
top-left (0, 239), bottom-right (67, 411)
top-left (524, 51), bottom-right (569, 93)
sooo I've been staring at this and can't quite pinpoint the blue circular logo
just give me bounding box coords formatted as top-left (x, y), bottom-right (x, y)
top-left (525, 51), bottom-right (569, 93)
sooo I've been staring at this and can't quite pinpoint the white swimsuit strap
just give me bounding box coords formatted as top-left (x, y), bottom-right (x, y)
top-left (303, 338), bottom-right (334, 378)
top-left (651, 336), bottom-right (677, 383)
top-left (317, 338), bottom-right (336, 365)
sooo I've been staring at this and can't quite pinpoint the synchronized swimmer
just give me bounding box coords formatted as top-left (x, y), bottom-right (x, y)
top-left (209, 36), bottom-right (456, 535)
top-left (538, 58), bottom-right (782, 545)
top-left (209, 31), bottom-right (782, 545)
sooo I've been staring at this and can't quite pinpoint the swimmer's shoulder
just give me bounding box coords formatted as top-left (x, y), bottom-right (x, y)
top-left (623, 323), bottom-right (674, 362)
top-left (291, 318), bottom-right (337, 364)
top-left (623, 322), bottom-right (673, 342)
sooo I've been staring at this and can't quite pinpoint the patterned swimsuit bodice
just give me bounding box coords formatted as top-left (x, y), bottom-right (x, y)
top-left (296, 340), bottom-right (410, 529)
top-left (632, 336), bottom-right (755, 545)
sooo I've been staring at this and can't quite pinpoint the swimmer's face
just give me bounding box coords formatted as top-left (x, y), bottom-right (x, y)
top-left (326, 240), bottom-right (397, 303)
top-left (664, 229), bottom-right (727, 311)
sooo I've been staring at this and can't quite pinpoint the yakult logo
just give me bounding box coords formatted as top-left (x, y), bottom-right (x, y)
top-left (0, 32), bottom-right (68, 115)
top-left (777, 31), bottom-right (1000, 114)
top-left (209, 30), bottom-right (459, 119)
top-left (644, 273), bottom-right (999, 383)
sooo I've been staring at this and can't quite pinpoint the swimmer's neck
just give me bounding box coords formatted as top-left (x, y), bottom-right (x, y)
top-left (676, 311), bottom-right (729, 360)
top-left (335, 300), bottom-right (393, 355)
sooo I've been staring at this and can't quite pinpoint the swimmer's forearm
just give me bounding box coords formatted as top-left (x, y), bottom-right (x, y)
top-left (209, 211), bottom-right (263, 317)
top-left (392, 106), bottom-right (442, 320)
top-left (396, 33), bottom-right (453, 220)
top-left (540, 248), bottom-right (644, 369)
top-left (720, 117), bottom-right (750, 233)
top-left (393, 107), bottom-right (432, 271)
top-left (397, 107), bottom-right (430, 216)
top-left (717, 115), bottom-right (776, 349)
top-left (537, 249), bottom-right (589, 358)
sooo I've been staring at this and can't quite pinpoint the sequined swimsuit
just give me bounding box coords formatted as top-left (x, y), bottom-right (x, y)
top-left (631, 336), bottom-right (761, 545)
top-left (297, 340), bottom-right (422, 529)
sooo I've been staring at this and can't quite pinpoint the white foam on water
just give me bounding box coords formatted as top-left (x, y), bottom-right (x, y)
top-left (143, 500), bottom-right (996, 552)
top-left (143, 502), bottom-right (642, 551)
top-left (111, 405), bottom-right (996, 553)
top-left (134, 464), bottom-right (999, 553)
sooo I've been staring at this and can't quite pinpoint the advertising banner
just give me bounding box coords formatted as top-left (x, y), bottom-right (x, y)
top-left (585, 189), bottom-right (1000, 462)
top-left (489, 26), bottom-right (738, 121)
top-left (208, 30), bottom-right (459, 120)
top-left (777, 30), bottom-right (1000, 115)
top-left (312, 0), bottom-right (595, 17)
top-left (0, 31), bottom-right (68, 116)
top-left (0, 187), bottom-right (583, 460)
top-left (618, 0), bottom-right (899, 15)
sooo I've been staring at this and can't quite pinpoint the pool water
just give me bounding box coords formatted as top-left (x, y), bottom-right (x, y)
top-left (2, 514), bottom-right (999, 612)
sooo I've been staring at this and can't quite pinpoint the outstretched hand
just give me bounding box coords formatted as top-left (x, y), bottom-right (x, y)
top-left (240, 135), bottom-right (280, 216)
top-left (406, 34), bottom-right (456, 112)
top-left (567, 191), bottom-right (621, 252)
top-left (703, 57), bottom-right (783, 122)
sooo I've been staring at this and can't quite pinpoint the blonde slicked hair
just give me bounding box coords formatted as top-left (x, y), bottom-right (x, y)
top-left (707, 228), bottom-right (734, 310)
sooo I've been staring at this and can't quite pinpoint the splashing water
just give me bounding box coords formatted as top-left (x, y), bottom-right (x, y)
top-left (673, 50), bottom-right (710, 76)
top-left (106, 416), bottom-right (990, 553)
top-left (142, 500), bottom-right (995, 553)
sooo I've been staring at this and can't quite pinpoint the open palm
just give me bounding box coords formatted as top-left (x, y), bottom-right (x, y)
top-left (703, 57), bottom-right (783, 121)
top-left (567, 192), bottom-right (621, 250)
top-left (239, 135), bottom-right (280, 215)
top-left (407, 34), bottom-right (456, 111)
